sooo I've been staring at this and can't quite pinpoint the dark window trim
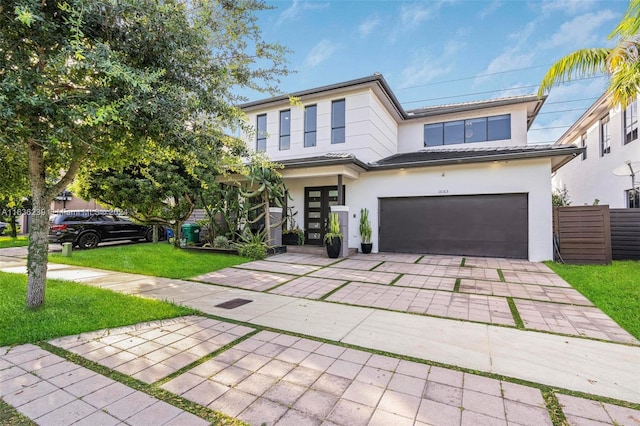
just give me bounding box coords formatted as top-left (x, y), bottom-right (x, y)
top-left (331, 99), bottom-right (346, 144)
top-left (304, 104), bottom-right (317, 148)
top-left (600, 115), bottom-right (611, 156)
top-left (279, 109), bottom-right (290, 151)
top-left (423, 114), bottom-right (511, 147)
top-left (581, 133), bottom-right (587, 160)
top-left (256, 113), bottom-right (267, 152)
top-left (627, 189), bottom-right (640, 208)
top-left (624, 100), bottom-right (638, 144)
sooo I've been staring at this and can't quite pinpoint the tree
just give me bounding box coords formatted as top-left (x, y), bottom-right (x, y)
top-left (538, 0), bottom-right (640, 106)
top-left (552, 185), bottom-right (572, 207)
top-left (0, 0), bottom-right (289, 308)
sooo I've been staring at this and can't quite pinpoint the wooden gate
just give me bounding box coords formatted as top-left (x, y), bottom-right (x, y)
top-left (553, 206), bottom-right (611, 265)
top-left (610, 208), bottom-right (640, 260)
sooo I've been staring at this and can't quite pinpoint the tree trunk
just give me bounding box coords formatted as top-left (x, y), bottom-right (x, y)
top-left (9, 214), bottom-right (18, 238)
top-left (26, 139), bottom-right (50, 309)
top-left (173, 220), bottom-right (184, 248)
top-left (264, 188), bottom-right (271, 244)
top-left (152, 224), bottom-right (159, 243)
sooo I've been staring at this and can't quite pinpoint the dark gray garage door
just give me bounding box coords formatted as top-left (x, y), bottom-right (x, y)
top-left (379, 194), bottom-right (528, 259)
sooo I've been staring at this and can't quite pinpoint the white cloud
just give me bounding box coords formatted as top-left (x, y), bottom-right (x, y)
top-left (358, 15), bottom-right (381, 37)
top-left (398, 52), bottom-right (451, 90)
top-left (303, 39), bottom-right (338, 68)
top-left (542, 10), bottom-right (617, 50)
top-left (540, 0), bottom-right (596, 15)
top-left (276, 0), bottom-right (329, 27)
top-left (400, 3), bottom-right (438, 29)
top-left (474, 49), bottom-right (534, 86)
top-left (479, 0), bottom-right (502, 19)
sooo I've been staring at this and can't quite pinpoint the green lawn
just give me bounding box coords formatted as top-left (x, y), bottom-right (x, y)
top-left (546, 260), bottom-right (640, 340)
top-left (0, 236), bottom-right (29, 248)
top-left (0, 272), bottom-right (196, 346)
top-left (49, 243), bottom-right (249, 279)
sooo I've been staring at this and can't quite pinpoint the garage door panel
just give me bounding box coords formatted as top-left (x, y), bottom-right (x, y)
top-left (379, 194), bottom-right (528, 259)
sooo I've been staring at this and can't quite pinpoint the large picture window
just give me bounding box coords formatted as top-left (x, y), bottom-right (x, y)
top-left (304, 105), bottom-right (317, 147)
top-left (279, 110), bottom-right (290, 151)
top-left (423, 114), bottom-right (511, 147)
top-left (331, 99), bottom-right (345, 144)
top-left (600, 115), bottom-right (610, 156)
top-left (624, 100), bottom-right (638, 144)
top-left (256, 114), bottom-right (267, 152)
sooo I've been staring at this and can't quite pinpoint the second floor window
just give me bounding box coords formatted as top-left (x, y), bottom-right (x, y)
top-left (279, 110), bottom-right (290, 151)
top-left (332, 99), bottom-right (345, 144)
top-left (624, 100), bottom-right (638, 144)
top-left (304, 105), bottom-right (317, 147)
top-left (424, 114), bottom-right (511, 147)
top-left (600, 115), bottom-right (610, 156)
top-left (627, 189), bottom-right (640, 208)
top-left (256, 114), bottom-right (267, 152)
top-left (581, 133), bottom-right (587, 160)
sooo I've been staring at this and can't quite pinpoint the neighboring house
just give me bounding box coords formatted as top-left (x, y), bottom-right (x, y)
top-left (239, 74), bottom-right (581, 261)
top-left (553, 92), bottom-right (640, 208)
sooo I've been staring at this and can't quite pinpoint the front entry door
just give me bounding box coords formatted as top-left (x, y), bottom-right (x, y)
top-left (304, 186), bottom-right (344, 245)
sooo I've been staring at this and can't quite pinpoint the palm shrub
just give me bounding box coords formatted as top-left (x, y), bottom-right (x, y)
top-left (359, 208), bottom-right (372, 244)
top-left (323, 212), bottom-right (342, 244)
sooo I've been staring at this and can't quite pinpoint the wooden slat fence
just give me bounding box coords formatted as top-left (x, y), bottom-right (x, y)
top-left (553, 206), bottom-right (611, 265)
top-left (610, 208), bottom-right (640, 260)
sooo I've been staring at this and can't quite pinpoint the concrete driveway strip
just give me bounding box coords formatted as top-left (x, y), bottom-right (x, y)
top-left (342, 309), bottom-right (640, 403)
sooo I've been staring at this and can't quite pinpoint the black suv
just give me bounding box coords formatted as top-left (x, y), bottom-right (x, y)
top-left (49, 211), bottom-right (164, 249)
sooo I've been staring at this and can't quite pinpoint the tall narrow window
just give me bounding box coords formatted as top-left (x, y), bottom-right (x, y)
top-left (279, 110), bottom-right (290, 150)
top-left (581, 133), bottom-right (587, 160)
top-left (627, 189), bottom-right (640, 208)
top-left (331, 99), bottom-right (345, 144)
top-left (304, 105), bottom-right (317, 147)
top-left (256, 114), bottom-right (267, 152)
top-left (600, 115), bottom-right (610, 156)
top-left (624, 100), bottom-right (638, 144)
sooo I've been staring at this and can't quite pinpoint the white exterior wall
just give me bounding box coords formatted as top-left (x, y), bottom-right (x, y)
top-left (242, 89), bottom-right (398, 163)
top-left (553, 103), bottom-right (640, 208)
top-left (397, 105), bottom-right (530, 153)
top-left (284, 158), bottom-right (554, 262)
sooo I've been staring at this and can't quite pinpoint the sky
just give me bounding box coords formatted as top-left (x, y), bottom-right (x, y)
top-left (241, 0), bottom-right (630, 145)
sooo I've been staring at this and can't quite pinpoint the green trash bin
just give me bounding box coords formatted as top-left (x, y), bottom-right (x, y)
top-left (181, 223), bottom-right (201, 244)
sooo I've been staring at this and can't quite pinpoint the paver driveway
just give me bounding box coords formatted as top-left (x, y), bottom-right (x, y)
top-left (194, 252), bottom-right (638, 345)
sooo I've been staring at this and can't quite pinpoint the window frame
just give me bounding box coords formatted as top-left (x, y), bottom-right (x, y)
top-left (423, 114), bottom-right (511, 147)
top-left (600, 115), bottom-right (611, 156)
top-left (304, 104), bottom-right (317, 147)
top-left (581, 133), bottom-right (587, 160)
top-left (279, 109), bottom-right (290, 151)
top-left (256, 113), bottom-right (267, 152)
top-left (331, 99), bottom-right (346, 144)
top-left (627, 189), bottom-right (640, 208)
top-left (624, 100), bottom-right (638, 144)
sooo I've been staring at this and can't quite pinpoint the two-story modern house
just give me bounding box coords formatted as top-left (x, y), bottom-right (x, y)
top-left (239, 74), bottom-right (582, 261)
top-left (553, 92), bottom-right (640, 208)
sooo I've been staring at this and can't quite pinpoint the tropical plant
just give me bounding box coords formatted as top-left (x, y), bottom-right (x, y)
top-left (538, 0), bottom-right (640, 106)
top-left (213, 236), bottom-right (230, 249)
top-left (552, 185), bottom-right (572, 207)
top-left (359, 208), bottom-right (372, 244)
top-left (323, 212), bottom-right (343, 244)
top-left (233, 228), bottom-right (268, 260)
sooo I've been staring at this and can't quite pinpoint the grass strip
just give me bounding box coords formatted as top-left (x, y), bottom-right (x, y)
top-left (389, 274), bottom-right (404, 286)
top-left (0, 236), bottom-right (29, 249)
top-left (39, 342), bottom-right (246, 426)
top-left (319, 281), bottom-right (352, 300)
top-left (368, 262), bottom-right (384, 271)
top-left (507, 297), bottom-right (525, 329)
top-left (497, 268), bottom-right (506, 282)
top-left (543, 390), bottom-right (569, 426)
top-left (545, 260), bottom-right (640, 340)
top-left (49, 243), bottom-right (249, 279)
top-left (460, 258), bottom-right (466, 267)
top-left (0, 272), bottom-right (195, 346)
top-left (0, 399), bottom-right (35, 426)
top-left (453, 278), bottom-right (461, 292)
top-left (414, 255), bottom-right (424, 264)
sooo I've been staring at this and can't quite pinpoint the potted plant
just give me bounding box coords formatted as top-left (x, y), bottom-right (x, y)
top-left (282, 206), bottom-right (305, 245)
top-left (359, 208), bottom-right (373, 254)
top-left (323, 212), bottom-right (342, 258)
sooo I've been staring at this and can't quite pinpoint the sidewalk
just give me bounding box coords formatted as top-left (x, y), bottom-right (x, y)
top-left (1, 254), bottom-right (638, 405)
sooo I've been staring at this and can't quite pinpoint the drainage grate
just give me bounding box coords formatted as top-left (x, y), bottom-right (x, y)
top-left (215, 298), bottom-right (253, 309)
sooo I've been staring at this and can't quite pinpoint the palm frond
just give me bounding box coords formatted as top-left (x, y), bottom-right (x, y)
top-left (537, 48), bottom-right (611, 98)
top-left (610, 0), bottom-right (640, 40)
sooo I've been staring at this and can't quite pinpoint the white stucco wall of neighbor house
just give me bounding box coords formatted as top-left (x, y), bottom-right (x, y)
top-left (552, 104), bottom-right (640, 208)
top-left (397, 104), bottom-right (530, 153)
top-left (284, 158), bottom-right (554, 262)
top-left (242, 89), bottom-right (399, 164)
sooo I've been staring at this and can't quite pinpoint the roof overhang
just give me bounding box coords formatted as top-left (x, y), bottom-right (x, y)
top-left (554, 92), bottom-right (610, 146)
top-left (276, 154), bottom-right (368, 180)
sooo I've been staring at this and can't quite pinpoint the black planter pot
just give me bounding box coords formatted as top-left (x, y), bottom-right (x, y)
top-left (360, 243), bottom-right (373, 254)
top-left (282, 233), bottom-right (299, 245)
top-left (325, 237), bottom-right (342, 258)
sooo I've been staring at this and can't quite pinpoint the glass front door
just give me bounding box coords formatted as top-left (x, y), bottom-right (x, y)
top-left (304, 186), bottom-right (344, 245)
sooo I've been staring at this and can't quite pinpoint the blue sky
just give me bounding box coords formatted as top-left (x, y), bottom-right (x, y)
top-left (243, 0), bottom-right (630, 144)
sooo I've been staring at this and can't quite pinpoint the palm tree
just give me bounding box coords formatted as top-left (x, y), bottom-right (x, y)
top-left (538, 0), bottom-right (640, 107)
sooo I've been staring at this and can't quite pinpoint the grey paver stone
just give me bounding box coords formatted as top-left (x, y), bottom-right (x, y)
top-left (208, 388), bottom-right (257, 417)
top-left (0, 372), bottom-right (40, 397)
top-left (325, 359), bottom-right (363, 380)
top-left (311, 373), bottom-right (351, 397)
top-left (377, 389), bottom-right (421, 418)
top-left (238, 397), bottom-right (289, 426)
top-left (502, 382), bottom-right (545, 406)
top-left (603, 402), bottom-right (640, 425)
top-left (17, 388), bottom-right (76, 419)
top-left (276, 409), bottom-right (322, 426)
top-left (504, 400), bottom-right (552, 426)
top-left (163, 411), bottom-right (210, 426)
top-left (72, 410), bottom-right (121, 426)
top-left (18, 353), bottom-right (64, 371)
top-left (395, 360), bottom-right (429, 380)
top-left (82, 381), bottom-right (135, 409)
top-left (161, 372), bottom-right (204, 395)
top-left (282, 366), bottom-right (323, 387)
top-left (368, 409), bottom-right (414, 426)
top-left (327, 399), bottom-right (374, 426)
top-left (65, 374), bottom-right (114, 397)
top-left (355, 366), bottom-right (392, 388)
top-left (3, 379), bottom-right (58, 407)
top-left (235, 353), bottom-right (272, 372)
top-left (33, 360), bottom-right (80, 380)
top-left (258, 359), bottom-right (296, 379)
top-left (263, 380), bottom-right (307, 405)
top-left (462, 389), bottom-right (505, 418)
top-left (236, 373), bottom-right (279, 396)
top-left (557, 394), bottom-right (612, 423)
top-left (182, 380), bottom-right (230, 407)
top-left (300, 354), bottom-right (335, 372)
top-left (416, 399), bottom-right (462, 426)
top-left (277, 347), bottom-right (310, 364)
top-left (428, 366), bottom-right (464, 387)
top-left (563, 414), bottom-right (611, 425)
top-left (126, 400), bottom-right (184, 426)
top-left (366, 354), bottom-right (399, 371)
top-left (342, 381), bottom-right (384, 407)
top-left (47, 366), bottom-right (97, 388)
top-left (461, 409), bottom-right (507, 426)
top-left (293, 389), bottom-right (339, 418)
top-left (35, 399), bottom-right (96, 425)
top-left (463, 373), bottom-right (502, 397)
top-left (104, 390), bottom-right (156, 420)
top-left (213, 365), bottom-right (253, 387)
top-left (423, 382), bottom-right (463, 407)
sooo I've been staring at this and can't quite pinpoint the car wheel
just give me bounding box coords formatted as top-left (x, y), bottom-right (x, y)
top-left (145, 228), bottom-right (154, 242)
top-left (77, 232), bottom-right (100, 249)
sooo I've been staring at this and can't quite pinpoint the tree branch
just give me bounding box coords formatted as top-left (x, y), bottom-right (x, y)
top-left (46, 153), bottom-right (86, 199)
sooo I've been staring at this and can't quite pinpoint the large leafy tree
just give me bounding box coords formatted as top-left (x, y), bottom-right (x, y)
top-left (538, 0), bottom-right (640, 106)
top-left (0, 0), bottom-right (288, 308)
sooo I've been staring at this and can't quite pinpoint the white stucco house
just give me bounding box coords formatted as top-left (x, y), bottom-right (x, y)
top-left (553, 92), bottom-right (640, 208)
top-left (239, 74), bottom-right (581, 261)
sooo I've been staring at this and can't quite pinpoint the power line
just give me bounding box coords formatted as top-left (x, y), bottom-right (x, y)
top-left (537, 108), bottom-right (591, 115)
top-left (528, 125), bottom-right (573, 131)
